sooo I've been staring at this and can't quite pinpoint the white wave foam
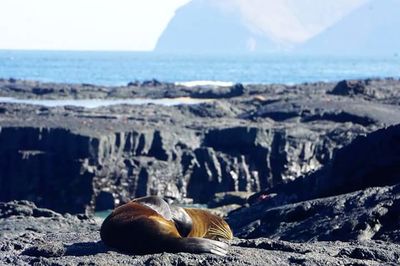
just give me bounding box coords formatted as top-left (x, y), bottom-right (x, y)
top-left (175, 80), bottom-right (234, 87)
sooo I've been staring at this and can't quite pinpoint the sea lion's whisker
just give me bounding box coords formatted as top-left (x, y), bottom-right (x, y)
top-left (213, 221), bottom-right (229, 236)
top-left (208, 227), bottom-right (223, 236)
top-left (209, 220), bottom-right (231, 239)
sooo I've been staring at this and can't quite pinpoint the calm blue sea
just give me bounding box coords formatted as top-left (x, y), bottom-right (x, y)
top-left (0, 50), bottom-right (399, 85)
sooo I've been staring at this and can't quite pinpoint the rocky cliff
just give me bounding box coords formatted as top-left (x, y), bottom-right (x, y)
top-left (0, 78), bottom-right (399, 214)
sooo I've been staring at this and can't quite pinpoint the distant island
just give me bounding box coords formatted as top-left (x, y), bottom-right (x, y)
top-left (155, 0), bottom-right (400, 56)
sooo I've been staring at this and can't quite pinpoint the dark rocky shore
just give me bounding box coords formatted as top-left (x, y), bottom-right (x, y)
top-left (2, 200), bottom-right (399, 265)
top-left (0, 78), bottom-right (400, 265)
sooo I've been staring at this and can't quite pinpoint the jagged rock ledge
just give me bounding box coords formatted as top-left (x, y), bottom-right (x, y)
top-left (0, 78), bottom-right (399, 213)
top-left (229, 124), bottom-right (400, 244)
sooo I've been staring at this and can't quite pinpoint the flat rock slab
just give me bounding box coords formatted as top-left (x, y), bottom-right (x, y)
top-left (244, 96), bottom-right (400, 126)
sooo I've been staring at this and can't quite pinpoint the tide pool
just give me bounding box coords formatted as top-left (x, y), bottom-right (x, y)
top-left (0, 97), bottom-right (210, 108)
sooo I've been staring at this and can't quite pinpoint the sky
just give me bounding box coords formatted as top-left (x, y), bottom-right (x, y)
top-left (0, 0), bottom-right (189, 51)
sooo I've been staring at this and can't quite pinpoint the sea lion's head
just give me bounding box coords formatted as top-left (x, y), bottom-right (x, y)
top-left (183, 208), bottom-right (233, 240)
top-left (206, 216), bottom-right (233, 240)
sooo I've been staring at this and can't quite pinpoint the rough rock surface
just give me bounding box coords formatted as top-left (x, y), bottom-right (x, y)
top-left (228, 125), bottom-right (400, 244)
top-left (0, 78), bottom-right (399, 213)
top-left (1, 200), bottom-right (399, 266)
top-left (329, 78), bottom-right (400, 104)
top-left (233, 184), bottom-right (400, 243)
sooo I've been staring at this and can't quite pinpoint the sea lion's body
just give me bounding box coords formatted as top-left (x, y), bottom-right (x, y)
top-left (100, 196), bottom-right (232, 256)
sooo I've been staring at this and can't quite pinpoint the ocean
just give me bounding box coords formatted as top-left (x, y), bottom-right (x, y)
top-left (0, 50), bottom-right (399, 86)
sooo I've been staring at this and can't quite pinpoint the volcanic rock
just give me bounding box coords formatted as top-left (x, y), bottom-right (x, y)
top-left (0, 78), bottom-right (399, 214)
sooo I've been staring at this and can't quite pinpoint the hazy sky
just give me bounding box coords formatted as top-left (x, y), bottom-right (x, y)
top-left (0, 0), bottom-right (189, 50)
top-left (0, 0), bottom-right (370, 51)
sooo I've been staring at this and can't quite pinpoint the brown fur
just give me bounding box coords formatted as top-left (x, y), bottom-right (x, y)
top-left (184, 208), bottom-right (233, 240)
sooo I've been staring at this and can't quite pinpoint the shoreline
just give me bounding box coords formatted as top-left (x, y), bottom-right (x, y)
top-left (1, 77), bottom-right (399, 100)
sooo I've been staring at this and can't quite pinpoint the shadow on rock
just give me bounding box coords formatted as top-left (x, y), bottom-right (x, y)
top-left (64, 241), bottom-right (109, 256)
top-left (22, 241), bottom-right (109, 258)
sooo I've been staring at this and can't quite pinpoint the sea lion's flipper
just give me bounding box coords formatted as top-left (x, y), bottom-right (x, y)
top-left (169, 206), bottom-right (193, 237)
top-left (134, 196), bottom-right (194, 237)
top-left (132, 196), bottom-right (173, 220)
top-left (171, 237), bottom-right (229, 256)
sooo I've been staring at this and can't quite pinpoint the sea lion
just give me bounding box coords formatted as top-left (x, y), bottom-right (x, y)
top-left (100, 196), bottom-right (233, 256)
